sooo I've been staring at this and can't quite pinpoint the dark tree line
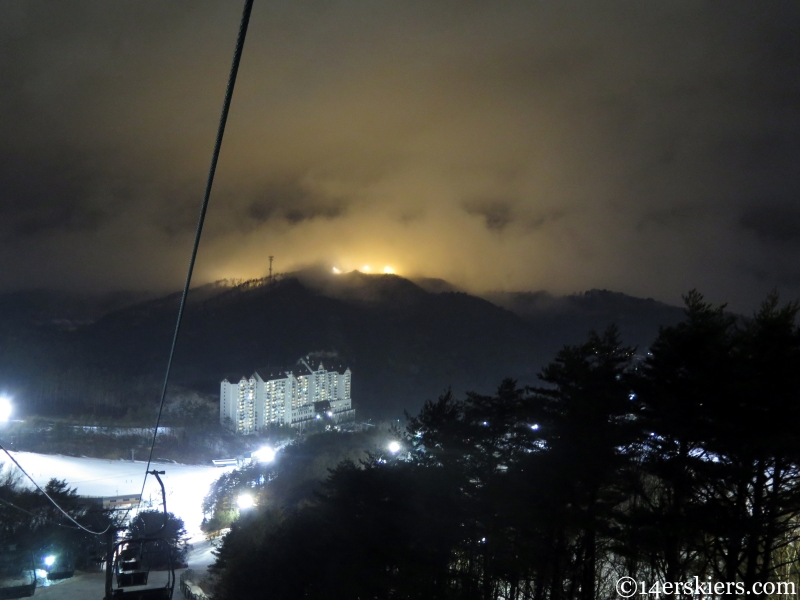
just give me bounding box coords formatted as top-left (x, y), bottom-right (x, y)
top-left (127, 510), bottom-right (190, 568)
top-left (0, 472), bottom-right (115, 570)
top-left (0, 475), bottom-right (188, 577)
top-left (210, 291), bottom-right (800, 600)
top-left (201, 429), bottom-right (382, 532)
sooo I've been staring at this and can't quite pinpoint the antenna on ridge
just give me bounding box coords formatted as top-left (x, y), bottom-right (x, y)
top-left (269, 255), bottom-right (274, 281)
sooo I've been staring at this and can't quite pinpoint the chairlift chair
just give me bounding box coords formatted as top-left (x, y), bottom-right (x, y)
top-left (106, 469), bottom-right (175, 599)
top-left (0, 549), bottom-right (35, 599)
top-left (109, 536), bottom-right (175, 599)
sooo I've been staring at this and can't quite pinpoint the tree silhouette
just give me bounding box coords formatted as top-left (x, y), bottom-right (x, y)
top-left (208, 291), bottom-right (800, 600)
top-left (127, 510), bottom-right (189, 568)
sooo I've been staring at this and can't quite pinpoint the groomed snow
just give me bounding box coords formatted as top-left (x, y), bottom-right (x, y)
top-left (0, 451), bottom-right (234, 536)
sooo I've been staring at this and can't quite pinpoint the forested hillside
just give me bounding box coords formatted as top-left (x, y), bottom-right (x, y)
top-left (0, 270), bottom-right (685, 421)
top-left (209, 291), bottom-right (800, 600)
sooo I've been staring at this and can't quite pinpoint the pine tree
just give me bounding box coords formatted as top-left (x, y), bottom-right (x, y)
top-left (529, 327), bottom-right (636, 600)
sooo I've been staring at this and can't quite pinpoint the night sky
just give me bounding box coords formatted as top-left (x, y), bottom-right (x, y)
top-left (2, 1), bottom-right (799, 312)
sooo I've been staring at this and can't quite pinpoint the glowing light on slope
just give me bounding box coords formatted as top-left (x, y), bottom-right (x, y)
top-left (253, 446), bottom-right (275, 463)
top-left (0, 397), bottom-right (11, 422)
top-left (237, 494), bottom-right (255, 509)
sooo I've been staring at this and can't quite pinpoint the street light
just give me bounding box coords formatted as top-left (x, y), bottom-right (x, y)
top-left (388, 441), bottom-right (401, 454)
top-left (0, 397), bottom-right (11, 422)
top-left (237, 494), bottom-right (255, 510)
top-left (44, 556), bottom-right (55, 567)
top-left (253, 446), bottom-right (275, 463)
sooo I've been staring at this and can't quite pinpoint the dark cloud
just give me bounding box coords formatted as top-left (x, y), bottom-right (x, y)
top-left (463, 199), bottom-right (514, 233)
top-left (462, 199), bottom-right (563, 234)
top-left (740, 204), bottom-right (800, 245)
top-left (159, 191), bottom-right (205, 238)
top-left (749, 266), bottom-right (800, 287)
top-left (716, 133), bottom-right (800, 172)
top-left (246, 180), bottom-right (346, 226)
top-left (0, 148), bottom-right (106, 239)
top-left (0, 1), bottom-right (800, 310)
top-left (525, 209), bottom-right (565, 233)
top-left (395, 210), bottom-right (425, 225)
top-left (637, 205), bottom-right (701, 232)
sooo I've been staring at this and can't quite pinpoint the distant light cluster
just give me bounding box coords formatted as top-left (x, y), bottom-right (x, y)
top-left (331, 265), bottom-right (395, 275)
top-left (220, 365), bottom-right (354, 433)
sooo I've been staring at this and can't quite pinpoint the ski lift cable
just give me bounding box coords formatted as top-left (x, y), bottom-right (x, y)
top-left (137, 0), bottom-right (255, 505)
top-left (0, 443), bottom-right (110, 535)
top-left (0, 496), bottom-right (82, 530)
top-left (0, 0), bottom-right (255, 541)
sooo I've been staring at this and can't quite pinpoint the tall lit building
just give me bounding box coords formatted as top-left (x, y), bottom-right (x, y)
top-left (220, 364), bottom-right (354, 433)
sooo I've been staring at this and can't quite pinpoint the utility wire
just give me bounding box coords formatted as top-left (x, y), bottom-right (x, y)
top-left (0, 443), bottom-right (110, 535)
top-left (138, 0), bottom-right (255, 504)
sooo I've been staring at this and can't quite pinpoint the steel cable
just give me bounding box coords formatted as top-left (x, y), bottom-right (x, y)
top-left (138, 0), bottom-right (255, 504)
top-left (0, 443), bottom-right (109, 534)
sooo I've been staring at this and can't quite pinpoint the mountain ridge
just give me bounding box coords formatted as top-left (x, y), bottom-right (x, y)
top-left (0, 272), bottom-right (686, 421)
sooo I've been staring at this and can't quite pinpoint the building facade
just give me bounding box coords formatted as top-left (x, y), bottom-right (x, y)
top-left (220, 364), bottom-right (354, 434)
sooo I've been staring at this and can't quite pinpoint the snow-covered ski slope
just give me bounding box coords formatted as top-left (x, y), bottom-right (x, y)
top-left (0, 451), bottom-right (233, 535)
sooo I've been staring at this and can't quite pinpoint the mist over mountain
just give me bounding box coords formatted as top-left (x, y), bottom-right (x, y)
top-left (0, 289), bottom-right (156, 330)
top-left (0, 270), bottom-right (685, 421)
top-left (485, 289), bottom-right (686, 354)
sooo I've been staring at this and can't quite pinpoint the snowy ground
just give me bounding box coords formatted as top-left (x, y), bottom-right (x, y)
top-left (25, 567), bottom-right (188, 599)
top-left (0, 451), bottom-right (253, 597)
top-left (0, 451), bottom-right (235, 536)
